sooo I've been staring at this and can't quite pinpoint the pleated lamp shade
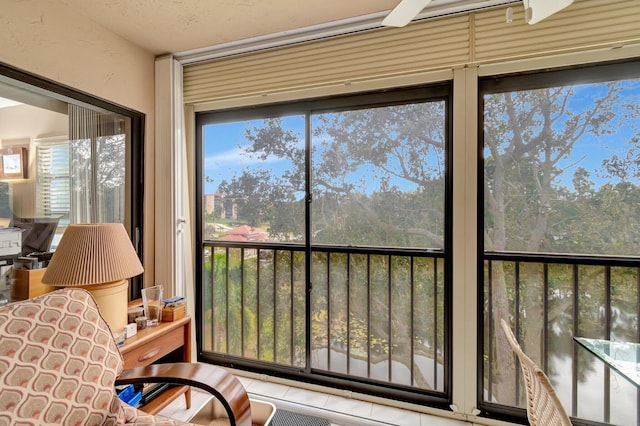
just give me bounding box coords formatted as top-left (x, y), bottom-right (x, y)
top-left (42, 223), bottom-right (144, 331)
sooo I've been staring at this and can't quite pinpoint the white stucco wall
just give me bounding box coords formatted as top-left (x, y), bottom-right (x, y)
top-left (0, 0), bottom-right (157, 286)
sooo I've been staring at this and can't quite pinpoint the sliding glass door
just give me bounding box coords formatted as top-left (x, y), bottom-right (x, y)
top-left (0, 62), bottom-right (144, 298)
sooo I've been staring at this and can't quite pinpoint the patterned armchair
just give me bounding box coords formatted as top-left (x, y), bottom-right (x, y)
top-left (0, 288), bottom-right (251, 426)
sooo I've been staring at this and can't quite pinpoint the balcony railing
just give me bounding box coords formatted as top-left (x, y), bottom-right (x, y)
top-left (483, 253), bottom-right (640, 426)
top-left (198, 243), bottom-right (640, 424)
top-left (199, 242), bottom-right (448, 405)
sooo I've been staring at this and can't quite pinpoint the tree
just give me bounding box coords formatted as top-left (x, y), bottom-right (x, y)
top-left (215, 118), bottom-right (305, 241)
top-left (483, 80), bottom-right (640, 403)
top-left (312, 105), bottom-right (445, 248)
top-left (207, 101), bottom-right (448, 388)
top-left (204, 76), bottom-right (640, 407)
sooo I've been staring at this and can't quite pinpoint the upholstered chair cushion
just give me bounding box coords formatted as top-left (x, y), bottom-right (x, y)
top-left (0, 288), bottom-right (125, 425)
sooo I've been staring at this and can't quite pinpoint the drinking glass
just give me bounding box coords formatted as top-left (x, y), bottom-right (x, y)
top-left (141, 285), bottom-right (163, 326)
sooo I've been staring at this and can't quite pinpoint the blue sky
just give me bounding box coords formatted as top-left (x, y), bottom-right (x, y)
top-left (553, 80), bottom-right (640, 189)
top-left (204, 79), bottom-right (640, 195)
top-left (203, 116), bottom-right (303, 194)
top-left (202, 112), bottom-right (437, 195)
top-left (482, 79), bottom-right (640, 190)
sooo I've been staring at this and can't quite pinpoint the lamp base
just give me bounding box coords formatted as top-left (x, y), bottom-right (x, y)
top-left (77, 280), bottom-right (128, 332)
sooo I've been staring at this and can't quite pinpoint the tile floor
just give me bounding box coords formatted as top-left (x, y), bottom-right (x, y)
top-left (158, 375), bottom-right (475, 426)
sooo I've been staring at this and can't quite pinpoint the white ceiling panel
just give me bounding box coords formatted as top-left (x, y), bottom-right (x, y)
top-left (60, 0), bottom-right (518, 55)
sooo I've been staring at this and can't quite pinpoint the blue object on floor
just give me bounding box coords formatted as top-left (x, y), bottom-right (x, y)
top-left (117, 384), bottom-right (143, 407)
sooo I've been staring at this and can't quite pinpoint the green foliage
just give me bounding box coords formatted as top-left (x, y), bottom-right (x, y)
top-left (483, 78), bottom-right (640, 403)
top-left (205, 247), bottom-right (443, 386)
top-left (210, 102), bottom-right (447, 248)
top-left (484, 82), bottom-right (640, 255)
top-left (202, 76), bottom-right (640, 404)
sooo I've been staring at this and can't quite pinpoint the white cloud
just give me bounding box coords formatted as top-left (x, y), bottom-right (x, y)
top-left (204, 146), bottom-right (246, 169)
top-left (204, 146), bottom-right (287, 171)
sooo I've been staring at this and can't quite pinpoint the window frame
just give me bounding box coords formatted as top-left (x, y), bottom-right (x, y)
top-left (477, 58), bottom-right (640, 424)
top-left (195, 83), bottom-right (455, 407)
top-left (0, 62), bottom-right (145, 298)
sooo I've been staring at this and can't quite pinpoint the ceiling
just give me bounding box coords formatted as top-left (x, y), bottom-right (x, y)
top-left (60, 0), bottom-right (517, 56)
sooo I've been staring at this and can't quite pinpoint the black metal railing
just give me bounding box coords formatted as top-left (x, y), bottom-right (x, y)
top-left (482, 252), bottom-right (640, 426)
top-left (199, 241), bottom-right (448, 404)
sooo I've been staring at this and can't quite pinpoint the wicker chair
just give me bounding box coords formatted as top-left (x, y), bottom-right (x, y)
top-left (500, 319), bottom-right (573, 426)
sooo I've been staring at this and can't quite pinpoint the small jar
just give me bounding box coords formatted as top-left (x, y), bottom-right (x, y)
top-left (127, 307), bottom-right (144, 324)
top-left (136, 316), bottom-right (148, 329)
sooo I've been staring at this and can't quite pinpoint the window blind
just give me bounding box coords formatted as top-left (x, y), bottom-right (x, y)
top-left (183, 0), bottom-right (640, 106)
top-left (36, 141), bottom-right (70, 222)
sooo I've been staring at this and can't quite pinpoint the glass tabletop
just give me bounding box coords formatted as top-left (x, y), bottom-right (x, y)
top-left (574, 337), bottom-right (640, 387)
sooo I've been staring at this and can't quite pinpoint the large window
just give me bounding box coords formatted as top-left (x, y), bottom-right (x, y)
top-left (196, 59), bottom-right (640, 423)
top-left (480, 61), bottom-right (640, 425)
top-left (197, 85), bottom-right (452, 405)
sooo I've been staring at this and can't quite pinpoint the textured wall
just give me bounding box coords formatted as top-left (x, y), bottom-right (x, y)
top-left (0, 0), bottom-right (155, 114)
top-left (0, 0), bottom-right (157, 286)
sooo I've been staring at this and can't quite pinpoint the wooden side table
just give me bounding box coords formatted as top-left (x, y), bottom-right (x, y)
top-left (119, 316), bottom-right (192, 414)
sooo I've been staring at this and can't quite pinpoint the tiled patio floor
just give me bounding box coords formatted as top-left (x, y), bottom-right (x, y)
top-left (158, 375), bottom-right (476, 426)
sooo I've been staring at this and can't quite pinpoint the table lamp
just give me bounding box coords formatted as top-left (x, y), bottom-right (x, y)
top-left (41, 223), bottom-right (144, 331)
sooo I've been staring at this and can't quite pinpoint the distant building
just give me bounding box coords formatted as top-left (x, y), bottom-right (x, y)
top-left (203, 193), bottom-right (237, 220)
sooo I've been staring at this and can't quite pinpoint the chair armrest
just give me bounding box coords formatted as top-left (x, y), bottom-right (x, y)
top-left (115, 362), bottom-right (252, 426)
